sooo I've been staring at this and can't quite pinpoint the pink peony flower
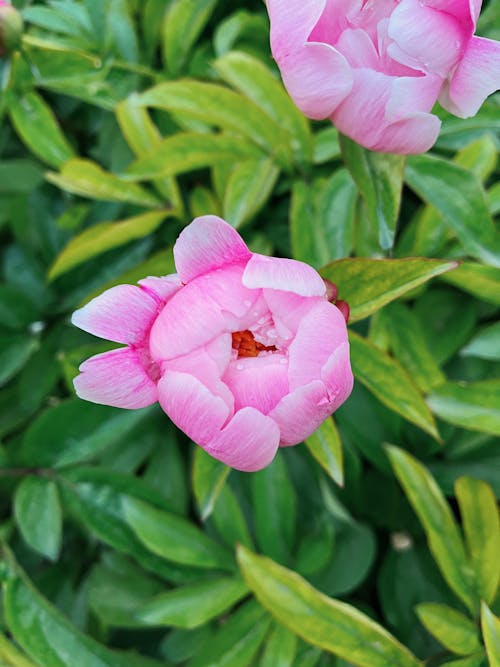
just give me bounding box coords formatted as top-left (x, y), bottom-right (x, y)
top-left (266, 0), bottom-right (500, 154)
top-left (72, 216), bottom-right (353, 472)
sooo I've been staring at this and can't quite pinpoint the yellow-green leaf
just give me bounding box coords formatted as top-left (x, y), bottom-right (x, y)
top-left (481, 603), bottom-right (500, 667)
top-left (416, 603), bottom-right (481, 655)
top-left (305, 417), bottom-right (343, 486)
top-left (441, 262), bottom-right (500, 306)
top-left (223, 158), bottom-right (279, 228)
top-left (236, 546), bottom-right (422, 667)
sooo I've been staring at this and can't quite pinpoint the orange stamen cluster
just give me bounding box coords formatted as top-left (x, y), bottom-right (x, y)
top-left (232, 330), bottom-right (277, 358)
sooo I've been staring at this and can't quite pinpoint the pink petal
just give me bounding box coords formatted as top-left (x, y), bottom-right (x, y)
top-left (157, 371), bottom-right (230, 446)
top-left (72, 285), bottom-right (159, 345)
top-left (243, 254), bottom-right (326, 297)
top-left (335, 28), bottom-right (380, 69)
top-left (138, 275), bottom-right (182, 302)
top-left (385, 72), bottom-right (443, 120)
top-left (372, 112), bottom-right (441, 154)
top-left (423, 0), bottom-right (480, 29)
top-left (439, 36), bottom-right (500, 117)
top-left (269, 380), bottom-right (333, 446)
top-left (287, 300), bottom-right (349, 391)
top-left (387, 0), bottom-right (466, 77)
top-left (308, 0), bottom-right (364, 45)
top-left (267, 0), bottom-right (327, 57)
top-left (74, 347), bottom-right (157, 409)
top-left (149, 282), bottom-right (226, 361)
top-left (165, 343), bottom-right (234, 414)
top-left (222, 354), bottom-right (289, 414)
top-left (321, 342), bottom-right (354, 411)
top-left (173, 216), bottom-right (250, 284)
top-left (263, 289), bottom-right (322, 342)
top-left (275, 42), bottom-right (353, 120)
top-left (205, 407), bottom-right (280, 472)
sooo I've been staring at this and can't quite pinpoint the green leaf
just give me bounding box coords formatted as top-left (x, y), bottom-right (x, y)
top-left (137, 576), bottom-right (248, 628)
top-left (405, 154), bottom-right (500, 267)
top-left (2, 548), bottom-right (166, 667)
top-left (214, 50), bottom-right (312, 165)
top-left (386, 446), bottom-right (477, 613)
top-left (18, 399), bottom-right (152, 467)
top-left (0, 631), bottom-right (39, 667)
top-left (339, 134), bottom-right (405, 250)
top-left (162, 0), bottom-right (218, 76)
top-left (441, 262), bottom-right (500, 306)
top-left (48, 210), bottom-right (167, 280)
top-left (320, 258), bottom-right (458, 323)
top-left (136, 80), bottom-right (291, 165)
top-left (314, 169), bottom-right (357, 263)
top-left (236, 546), bottom-right (422, 667)
top-left (440, 656), bottom-right (486, 667)
top-left (0, 159), bottom-right (44, 193)
top-left (122, 496), bottom-right (234, 571)
top-left (223, 158), bottom-right (279, 227)
top-left (481, 604), bottom-right (500, 667)
top-left (349, 332), bottom-right (439, 439)
top-left (192, 447), bottom-right (230, 521)
top-left (461, 322), bottom-right (500, 361)
top-left (305, 418), bottom-right (343, 486)
top-left (125, 132), bottom-right (262, 181)
top-left (260, 624), bottom-right (298, 667)
top-left (8, 91), bottom-right (75, 168)
top-left (455, 476), bottom-right (500, 604)
top-left (47, 159), bottom-right (161, 207)
top-left (211, 485), bottom-right (254, 551)
top-left (427, 380), bottom-right (500, 437)
top-left (59, 467), bottom-right (199, 584)
top-left (0, 286), bottom-right (39, 331)
top-left (13, 477), bottom-right (62, 562)
top-left (416, 603), bottom-right (481, 655)
top-left (186, 600), bottom-right (271, 667)
top-left (379, 302), bottom-right (445, 393)
top-left (251, 456), bottom-right (296, 565)
top-left (0, 335), bottom-right (38, 388)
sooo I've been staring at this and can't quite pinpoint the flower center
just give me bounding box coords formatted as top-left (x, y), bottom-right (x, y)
top-left (231, 330), bottom-right (277, 358)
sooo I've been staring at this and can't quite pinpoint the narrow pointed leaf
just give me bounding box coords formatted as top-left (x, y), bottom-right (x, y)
top-left (481, 604), bottom-right (500, 667)
top-left (192, 447), bottom-right (230, 521)
top-left (416, 603), bottom-right (481, 655)
top-left (305, 417), bottom-right (343, 486)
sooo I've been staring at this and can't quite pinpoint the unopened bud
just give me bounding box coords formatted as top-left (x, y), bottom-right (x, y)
top-left (0, 2), bottom-right (24, 57)
top-left (335, 299), bottom-right (350, 323)
top-left (323, 279), bottom-right (338, 303)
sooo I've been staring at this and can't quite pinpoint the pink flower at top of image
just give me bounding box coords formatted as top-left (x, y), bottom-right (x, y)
top-left (266, 0), bottom-right (500, 154)
top-left (72, 216), bottom-right (353, 472)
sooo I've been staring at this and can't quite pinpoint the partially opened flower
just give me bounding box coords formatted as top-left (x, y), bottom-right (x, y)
top-left (266, 0), bottom-right (500, 154)
top-left (72, 216), bottom-right (353, 472)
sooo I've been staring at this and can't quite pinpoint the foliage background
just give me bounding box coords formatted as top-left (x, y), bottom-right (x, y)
top-left (0, 1), bottom-right (499, 666)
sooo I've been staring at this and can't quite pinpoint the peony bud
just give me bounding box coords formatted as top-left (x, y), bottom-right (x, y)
top-left (0, 2), bottom-right (24, 57)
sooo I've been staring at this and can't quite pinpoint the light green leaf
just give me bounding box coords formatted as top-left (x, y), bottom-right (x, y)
top-left (48, 210), bottom-right (167, 280)
top-left (441, 262), bottom-right (500, 306)
top-left (122, 496), bottom-right (234, 571)
top-left (9, 91), bottom-right (75, 168)
top-left (137, 576), bottom-right (248, 628)
top-left (440, 655), bottom-right (486, 667)
top-left (13, 477), bottom-right (62, 561)
top-left (313, 127), bottom-right (341, 164)
top-left (47, 159), bottom-right (161, 207)
top-left (192, 447), bottom-right (230, 521)
top-left (339, 134), bottom-right (405, 250)
top-left (125, 132), bottom-right (262, 181)
top-left (314, 169), bottom-right (357, 263)
top-left (214, 50), bottom-right (312, 165)
top-left (380, 302), bottom-right (445, 393)
top-left (386, 446), bottom-right (477, 613)
top-left (251, 456), bottom-right (296, 565)
top-left (187, 600), bottom-right (270, 667)
top-left (482, 603), bottom-right (500, 667)
top-left (2, 548), bottom-right (167, 667)
top-left (349, 332), bottom-right (439, 439)
top-left (455, 476), bottom-right (500, 604)
top-left (427, 380), bottom-right (500, 437)
top-left (454, 135), bottom-right (498, 181)
top-left (416, 603), bottom-right (481, 655)
top-left (211, 485), bottom-right (254, 551)
top-left (461, 322), bottom-right (500, 361)
top-left (237, 546), bottom-right (422, 667)
top-left (321, 258), bottom-right (458, 323)
top-left (162, 0), bottom-right (218, 76)
top-left (406, 154), bottom-right (500, 267)
top-left (305, 418), bottom-right (343, 486)
top-left (0, 631), bottom-right (39, 667)
top-left (136, 80), bottom-right (291, 165)
top-left (260, 624), bottom-right (298, 667)
top-left (223, 158), bottom-right (279, 227)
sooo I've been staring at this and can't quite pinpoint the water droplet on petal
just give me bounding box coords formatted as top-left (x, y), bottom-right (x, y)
top-left (236, 363), bottom-right (243, 370)
top-left (243, 300), bottom-right (251, 307)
